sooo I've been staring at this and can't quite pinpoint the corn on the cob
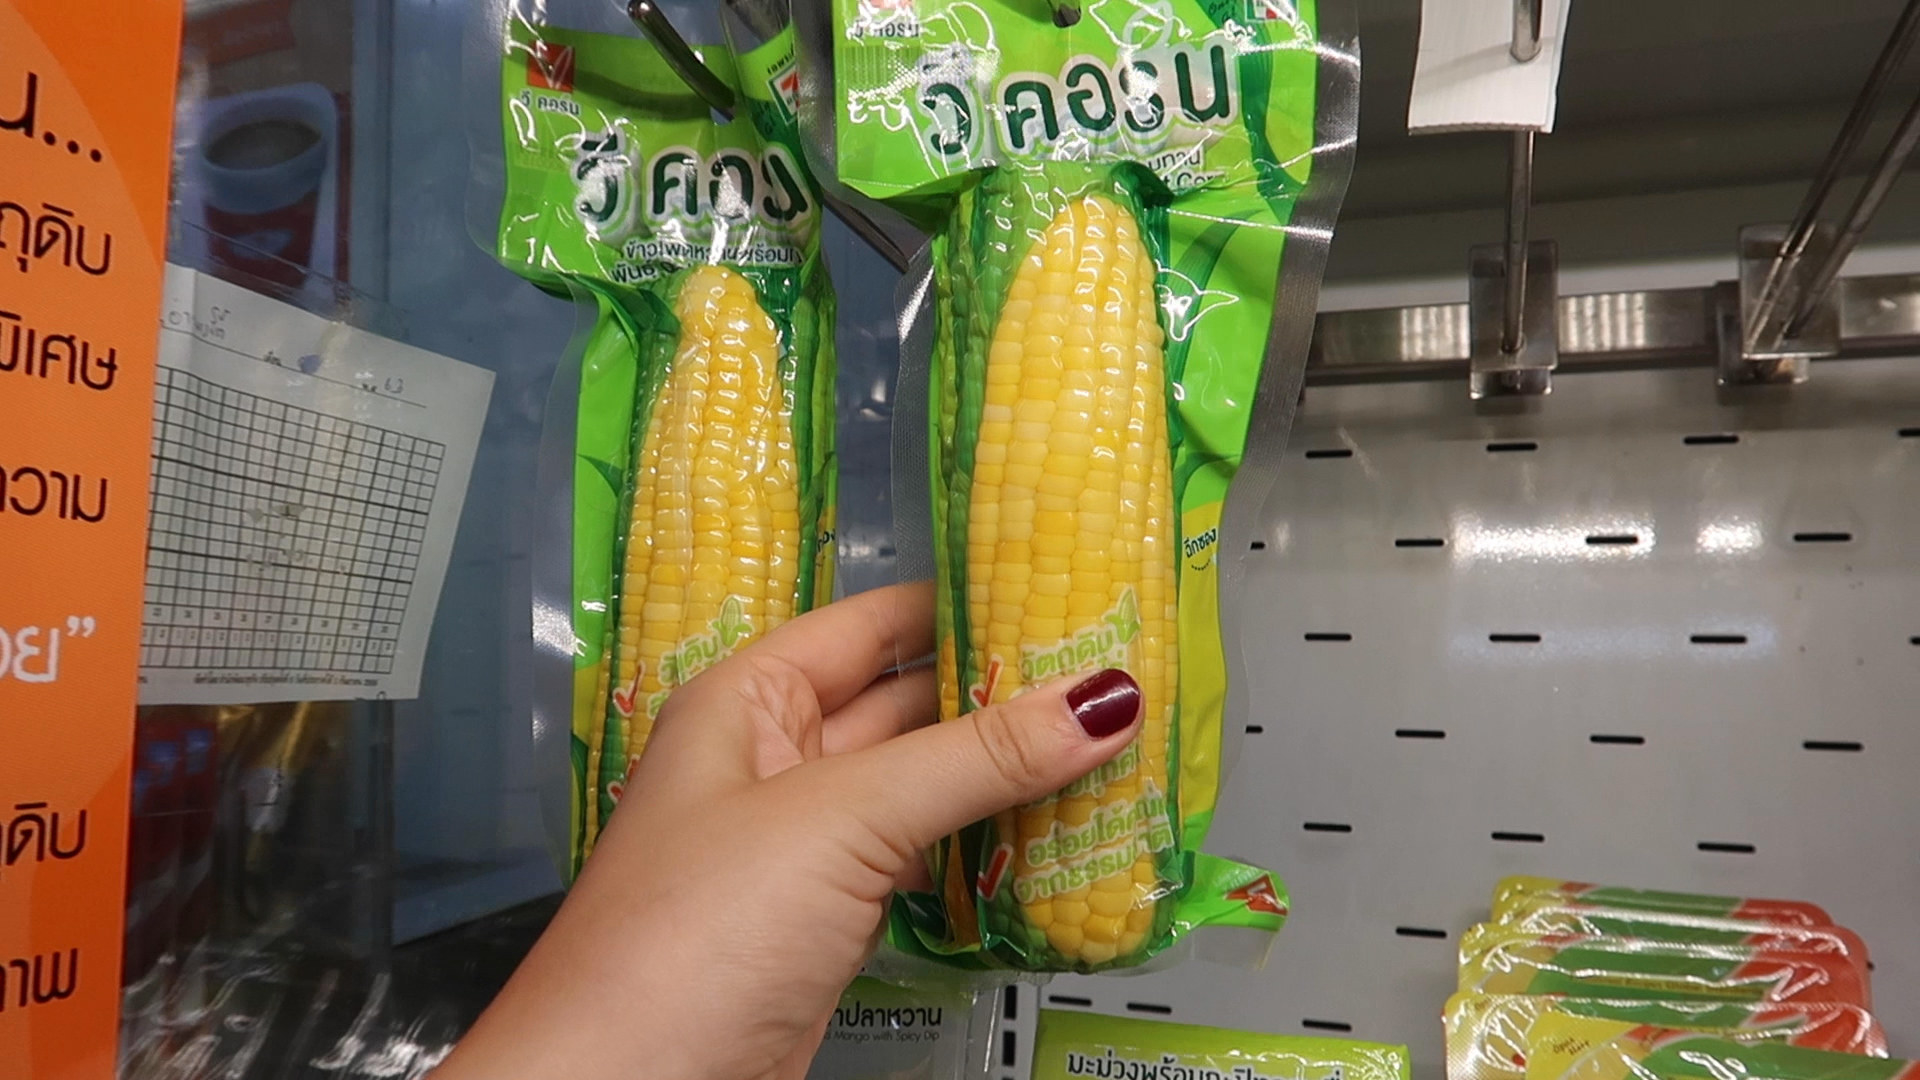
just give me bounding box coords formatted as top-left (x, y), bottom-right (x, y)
top-left (962, 184), bottom-right (1178, 968)
top-left (582, 264), bottom-right (800, 857)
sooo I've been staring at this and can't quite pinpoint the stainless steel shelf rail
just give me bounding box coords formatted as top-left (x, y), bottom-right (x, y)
top-left (1308, 272), bottom-right (1920, 385)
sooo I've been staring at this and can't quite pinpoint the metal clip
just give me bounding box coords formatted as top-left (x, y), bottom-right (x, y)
top-left (1725, 223), bottom-right (1836, 385)
top-left (1470, 237), bottom-right (1558, 399)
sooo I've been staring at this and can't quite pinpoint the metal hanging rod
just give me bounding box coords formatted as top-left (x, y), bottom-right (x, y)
top-left (627, 0), bottom-right (738, 115)
top-left (1783, 89), bottom-right (1920, 339)
top-left (1502, 131), bottom-right (1534, 355)
top-left (1465, 0), bottom-right (1558, 398)
top-left (1743, 0), bottom-right (1920, 353)
top-left (1510, 0), bottom-right (1543, 62)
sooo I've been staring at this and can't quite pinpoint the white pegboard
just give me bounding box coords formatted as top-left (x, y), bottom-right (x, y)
top-left (1036, 356), bottom-right (1920, 1079)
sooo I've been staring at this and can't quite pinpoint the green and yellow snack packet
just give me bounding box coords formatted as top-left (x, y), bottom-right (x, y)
top-left (1445, 993), bottom-right (1886, 1080)
top-left (1524, 1019), bottom-right (1909, 1080)
top-left (1458, 929), bottom-right (1872, 1008)
top-left (1034, 1009), bottom-right (1410, 1080)
top-left (1492, 878), bottom-right (1834, 928)
top-left (832, 0), bottom-right (1355, 972)
top-left (497, 21), bottom-right (836, 880)
top-left (1495, 902), bottom-right (1871, 980)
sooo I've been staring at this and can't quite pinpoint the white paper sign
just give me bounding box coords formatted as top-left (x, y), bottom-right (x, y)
top-left (1409, 0), bottom-right (1575, 133)
top-left (137, 265), bottom-right (493, 704)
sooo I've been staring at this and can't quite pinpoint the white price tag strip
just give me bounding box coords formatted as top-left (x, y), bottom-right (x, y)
top-left (137, 264), bottom-right (494, 704)
top-left (1408, 0), bottom-right (1575, 133)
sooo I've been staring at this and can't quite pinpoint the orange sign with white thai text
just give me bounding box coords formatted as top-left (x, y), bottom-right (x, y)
top-left (1, 1), bottom-right (183, 1077)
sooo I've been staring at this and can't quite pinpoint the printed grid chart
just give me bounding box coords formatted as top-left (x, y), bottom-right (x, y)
top-left (141, 366), bottom-right (445, 674)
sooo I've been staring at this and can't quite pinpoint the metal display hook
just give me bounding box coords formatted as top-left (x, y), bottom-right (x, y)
top-left (1728, 0), bottom-right (1920, 384)
top-left (627, 0), bottom-right (739, 116)
top-left (1468, 0), bottom-right (1559, 400)
top-left (626, 0), bottom-right (912, 272)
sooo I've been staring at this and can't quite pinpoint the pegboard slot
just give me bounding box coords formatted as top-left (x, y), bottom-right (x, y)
top-left (1492, 831), bottom-right (1546, 843)
top-left (1690, 634), bottom-right (1748, 645)
top-left (1590, 734), bottom-right (1647, 745)
top-left (1246, 724), bottom-right (1266, 734)
top-left (1803, 740), bottom-right (1864, 752)
top-left (1303, 1020), bottom-right (1354, 1033)
top-left (1047, 995), bottom-right (1093, 1008)
top-left (1305, 632), bottom-right (1353, 642)
top-left (1126, 1002), bottom-right (1174, 1016)
top-left (1001, 1031), bottom-right (1017, 1067)
top-left (1395, 926), bottom-right (1448, 939)
top-left (1303, 821), bottom-right (1354, 833)
top-left (1304, 448), bottom-right (1354, 459)
top-left (1395, 728), bottom-right (1446, 740)
top-left (1585, 534), bottom-right (1640, 546)
top-left (1395, 537), bottom-right (1446, 548)
top-left (1698, 841), bottom-right (1757, 854)
top-left (1488, 633), bottom-right (1543, 643)
top-left (1899, 427), bottom-right (1920, 438)
top-left (1684, 433), bottom-right (1740, 445)
top-left (1486, 441), bottom-right (1538, 453)
top-left (1004, 986), bottom-right (1019, 1021)
top-left (1251, 540), bottom-right (1268, 551)
top-left (1792, 532), bottom-right (1853, 543)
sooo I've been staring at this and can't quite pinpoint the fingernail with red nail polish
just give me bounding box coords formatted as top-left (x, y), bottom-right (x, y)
top-left (1066, 668), bottom-right (1141, 740)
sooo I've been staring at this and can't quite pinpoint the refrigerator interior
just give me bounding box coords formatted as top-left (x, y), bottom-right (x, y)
top-left (119, 0), bottom-right (1920, 1075)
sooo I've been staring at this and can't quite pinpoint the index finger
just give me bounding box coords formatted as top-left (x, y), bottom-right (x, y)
top-left (729, 580), bottom-right (936, 715)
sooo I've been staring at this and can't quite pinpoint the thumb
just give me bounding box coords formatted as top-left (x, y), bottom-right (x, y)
top-left (810, 668), bottom-right (1143, 859)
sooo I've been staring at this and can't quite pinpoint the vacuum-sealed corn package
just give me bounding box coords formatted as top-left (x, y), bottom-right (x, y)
top-left (1459, 930), bottom-right (1873, 1008)
top-left (1443, 993), bottom-right (1887, 1080)
top-left (497, 20), bottom-right (835, 879)
top-left (1522, 1020), bottom-right (1912, 1080)
top-left (1492, 878), bottom-right (1835, 928)
top-left (1033, 1010), bottom-right (1410, 1080)
top-left (828, 0), bottom-right (1356, 971)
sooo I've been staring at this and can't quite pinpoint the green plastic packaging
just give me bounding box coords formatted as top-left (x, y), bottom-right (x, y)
top-left (1493, 903), bottom-right (1871, 980)
top-left (1458, 928), bottom-right (1873, 1008)
top-left (1445, 992), bottom-right (1887, 1080)
top-left (1491, 878), bottom-right (1834, 928)
top-left (1523, 1021), bottom-right (1913, 1080)
top-left (497, 20), bottom-right (836, 880)
top-left (1032, 1009), bottom-right (1410, 1080)
top-left (831, 0), bottom-right (1354, 971)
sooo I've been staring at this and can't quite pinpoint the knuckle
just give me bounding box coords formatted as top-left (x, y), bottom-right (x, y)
top-left (971, 702), bottom-right (1051, 793)
top-left (726, 651), bottom-right (818, 722)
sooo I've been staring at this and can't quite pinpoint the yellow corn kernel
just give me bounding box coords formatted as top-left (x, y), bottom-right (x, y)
top-left (584, 265), bottom-right (799, 859)
top-left (965, 191), bottom-right (1177, 967)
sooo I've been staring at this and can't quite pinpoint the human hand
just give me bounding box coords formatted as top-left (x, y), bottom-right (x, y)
top-left (437, 581), bottom-right (1143, 1080)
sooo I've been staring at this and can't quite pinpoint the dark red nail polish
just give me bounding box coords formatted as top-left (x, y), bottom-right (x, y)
top-left (1066, 668), bottom-right (1141, 739)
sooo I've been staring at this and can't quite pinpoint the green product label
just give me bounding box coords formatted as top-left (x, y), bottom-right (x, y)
top-left (501, 23), bottom-right (818, 282)
top-left (498, 24), bottom-right (835, 882)
top-left (1632, 1037), bottom-right (1915, 1080)
top-left (1033, 1010), bottom-right (1410, 1080)
top-left (849, 0), bottom-right (1325, 974)
top-left (806, 978), bottom-right (978, 1080)
top-left (833, 0), bottom-right (1318, 198)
